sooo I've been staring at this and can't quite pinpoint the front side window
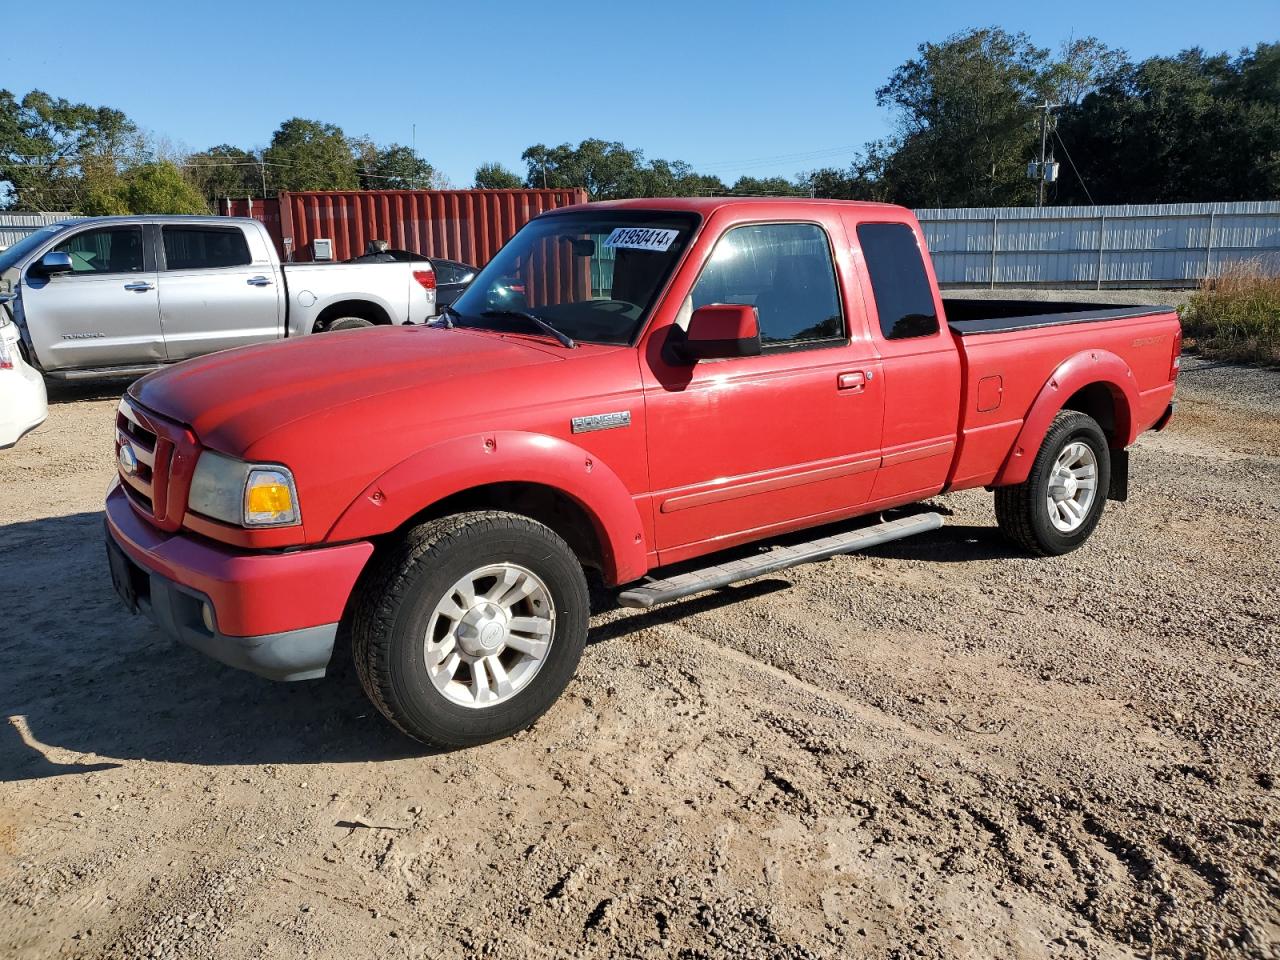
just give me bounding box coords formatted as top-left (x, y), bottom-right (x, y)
top-left (692, 222), bottom-right (844, 349)
top-left (857, 222), bottom-right (939, 340)
top-left (54, 227), bottom-right (144, 274)
top-left (162, 227), bottom-right (251, 270)
top-left (450, 211), bottom-right (697, 345)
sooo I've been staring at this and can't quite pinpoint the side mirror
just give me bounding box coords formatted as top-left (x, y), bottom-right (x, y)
top-left (672, 304), bottom-right (761, 361)
top-left (31, 251), bottom-right (73, 277)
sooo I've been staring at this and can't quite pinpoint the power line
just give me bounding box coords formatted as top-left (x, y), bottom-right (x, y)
top-left (1052, 127), bottom-right (1095, 205)
top-left (6, 154), bottom-right (431, 185)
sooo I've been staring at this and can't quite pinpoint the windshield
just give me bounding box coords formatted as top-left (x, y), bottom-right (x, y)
top-left (449, 211), bottom-right (698, 345)
top-left (0, 226), bottom-right (67, 273)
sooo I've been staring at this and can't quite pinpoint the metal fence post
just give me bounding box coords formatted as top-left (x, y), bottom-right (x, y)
top-left (1204, 209), bottom-right (1216, 281)
top-left (1096, 214), bottom-right (1106, 291)
top-left (990, 215), bottom-right (998, 289)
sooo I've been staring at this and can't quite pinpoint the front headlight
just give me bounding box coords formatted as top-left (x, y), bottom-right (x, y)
top-left (188, 451), bottom-right (301, 527)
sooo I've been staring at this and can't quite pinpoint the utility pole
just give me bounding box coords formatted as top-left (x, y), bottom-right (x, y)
top-left (1035, 100), bottom-right (1060, 207)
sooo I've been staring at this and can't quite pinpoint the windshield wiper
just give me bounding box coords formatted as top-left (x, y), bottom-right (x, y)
top-left (434, 304), bottom-right (459, 329)
top-left (480, 309), bottom-right (577, 349)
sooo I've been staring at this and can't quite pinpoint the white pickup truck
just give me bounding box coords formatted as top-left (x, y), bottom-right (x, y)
top-left (0, 215), bottom-right (437, 380)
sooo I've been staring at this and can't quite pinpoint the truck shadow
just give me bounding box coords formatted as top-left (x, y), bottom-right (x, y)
top-left (44, 378), bottom-right (137, 405)
top-left (0, 509), bottom-right (1008, 780)
top-left (862, 523), bottom-right (1027, 563)
top-left (0, 512), bottom-right (430, 781)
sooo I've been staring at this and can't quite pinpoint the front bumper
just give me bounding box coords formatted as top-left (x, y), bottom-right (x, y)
top-left (105, 481), bottom-right (373, 681)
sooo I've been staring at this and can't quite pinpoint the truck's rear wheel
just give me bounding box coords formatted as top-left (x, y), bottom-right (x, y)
top-left (995, 410), bottom-right (1111, 556)
top-left (327, 317), bottom-right (374, 331)
top-left (351, 511), bottom-right (589, 747)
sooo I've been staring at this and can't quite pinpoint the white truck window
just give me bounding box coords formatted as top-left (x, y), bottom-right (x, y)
top-left (54, 227), bottom-right (145, 274)
top-left (162, 227), bottom-right (252, 270)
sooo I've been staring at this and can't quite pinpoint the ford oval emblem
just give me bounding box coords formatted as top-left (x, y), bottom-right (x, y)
top-left (118, 443), bottom-right (138, 476)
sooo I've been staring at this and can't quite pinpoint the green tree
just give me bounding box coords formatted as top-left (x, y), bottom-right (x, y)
top-left (122, 162), bottom-right (209, 214)
top-left (873, 28), bottom-right (1056, 206)
top-left (0, 88), bottom-right (144, 210)
top-left (185, 144), bottom-right (264, 201)
top-left (519, 139), bottom-right (726, 199)
top-left (352, 140), bottom-right (437, 190)
top-left (474, 161), bottom-right (525, 189)
top-left (263, 118), bottom-right (358, 192)
top-left (521, 139), bottom-right (646, 198)
top-left (800, 154), bottom-right (889, 201)
top-left (635, 159), bottom-right (725, 197)
top-left (1055, 43), bottom-right (1280, 203)
top-left (1049, 36), bottom-right (1129, 106)
top-left (79, 161), bottom-right (209, 215)
top-left (727, 175), bottom-right (808, 197)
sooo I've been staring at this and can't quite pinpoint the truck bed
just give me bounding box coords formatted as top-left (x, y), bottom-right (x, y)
top-left (942, 298), bottom-right (1170, 336)
top-left (940, 297), bottom-right (1182, 493)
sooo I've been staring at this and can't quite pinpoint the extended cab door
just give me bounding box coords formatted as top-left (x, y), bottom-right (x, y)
top-left (19, 224), bottom-right (163, 372)
top-left (841, 214), bottom-right (962, 503)
top-left (157, 223), bottom-right (283, 360)
top-left (641, 215), bottom-right (885, 564)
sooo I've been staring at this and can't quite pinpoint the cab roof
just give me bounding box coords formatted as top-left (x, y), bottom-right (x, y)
top-left (549, 197), bottom-right (908, 217)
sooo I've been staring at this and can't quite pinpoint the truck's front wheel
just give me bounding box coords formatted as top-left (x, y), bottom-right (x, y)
top-left (351, 511), bottom-right (589, 747)
top-left (994, 410), bottom-right (1111, 556)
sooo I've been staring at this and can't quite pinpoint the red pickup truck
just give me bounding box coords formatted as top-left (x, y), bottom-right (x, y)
top-left (104, 198), bottom-right (1180, 746)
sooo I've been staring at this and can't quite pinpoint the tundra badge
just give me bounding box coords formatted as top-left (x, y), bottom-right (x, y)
top-left (571, 411), bottom-right (631, 434)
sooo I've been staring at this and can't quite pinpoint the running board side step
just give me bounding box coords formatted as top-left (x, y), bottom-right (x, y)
top-left (45, 363), bottom-right (167, 381)
top-left (618, 512), bottom-right (944, 610)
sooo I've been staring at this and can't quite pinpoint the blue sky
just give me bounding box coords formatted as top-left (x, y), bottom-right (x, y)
top-left (3, 0), bottom-right (1275, 187)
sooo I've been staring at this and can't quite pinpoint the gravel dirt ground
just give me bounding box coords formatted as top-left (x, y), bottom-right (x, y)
top-left (0, 358), bottom-right (1276, 960)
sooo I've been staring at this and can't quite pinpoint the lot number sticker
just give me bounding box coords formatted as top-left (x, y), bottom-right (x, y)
top-left (603, 227), bottom-right (680, 252)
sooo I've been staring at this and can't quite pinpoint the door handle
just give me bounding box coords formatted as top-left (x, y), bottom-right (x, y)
top-left (247, 276), bottom-right (273, 286)
top-left (837, 371), bottom-right (868, 392)
top-left (123, 282), bottom-right (154, 292)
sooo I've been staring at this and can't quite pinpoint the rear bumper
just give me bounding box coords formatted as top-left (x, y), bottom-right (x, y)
top-left (1154, 401), bottom-right (1175, 432)
top-left (0, 357), bottom-right (48, 449)
top-left (104, 481), bottom-right (373, 681)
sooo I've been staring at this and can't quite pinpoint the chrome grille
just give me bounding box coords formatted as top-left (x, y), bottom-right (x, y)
top-left (114, 397), bottom-right (200, 532)
top-left (116, 398), bottom-right (161, 523)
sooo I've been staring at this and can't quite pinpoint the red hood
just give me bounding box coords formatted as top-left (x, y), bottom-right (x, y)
top-left (129, 326), bottom-right (564, 451)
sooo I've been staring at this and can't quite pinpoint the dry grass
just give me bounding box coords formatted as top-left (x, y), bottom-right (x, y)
top-left (1181, 259), bottom-right (1280, 365)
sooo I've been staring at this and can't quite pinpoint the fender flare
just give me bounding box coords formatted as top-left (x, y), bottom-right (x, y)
top-left (993, 349), bottom-right (1139, 487)
top-left (313, 293), bottom-right (398, 324)
top-left (325, 430), bottom-right (648, 584)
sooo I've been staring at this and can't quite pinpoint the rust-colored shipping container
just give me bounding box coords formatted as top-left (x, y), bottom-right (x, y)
top-left (222, 189), bottom-right (588, 265)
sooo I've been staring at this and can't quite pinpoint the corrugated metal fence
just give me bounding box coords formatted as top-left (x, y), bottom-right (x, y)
top-left (0, 212), bottom-right (72, 250)
top-left (917, 201), bottom-right (1280, 288)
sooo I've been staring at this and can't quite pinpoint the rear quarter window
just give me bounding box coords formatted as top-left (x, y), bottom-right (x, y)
top-left (857, 222), bottom-right (939, 340)
top-left (162, 227), bottom-right (251, 270)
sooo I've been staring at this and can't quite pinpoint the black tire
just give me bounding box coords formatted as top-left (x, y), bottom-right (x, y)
top-left (995, 410), bottom-right (1111, 557)
top-left (350, 511), bottom-right (589, 748)
top-left (327, 317), bottom-right (375, 331)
